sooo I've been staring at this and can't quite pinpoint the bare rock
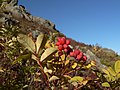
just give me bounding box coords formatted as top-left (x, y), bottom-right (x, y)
top-left (86, 50), bottom-right (106, 71)
top-left (0, 0), bottom-right (58, 34)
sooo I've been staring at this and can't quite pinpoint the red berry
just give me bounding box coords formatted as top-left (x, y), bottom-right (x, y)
top-left (58, 45), bottom-right (63, 51)
top-left (79, 52), bottom-right (83, 56)
top-left (66, 40), bottom-right (70, 45)
top-left (60, 37), bottom-right (66, 45)
top-left (64, 48), bottom-right (68, 52)
top-left (83, 55), bottom-right (87, 61)
top-left (56, 42), bottom-right (60, 46)
top-left (74, 49), bottom-right (80, 55)
top-left (70, 52), bottom-right (74, 57)
top-left (63, 44), bottom-right (68, 49)
top-left (57, 37), bottom-right (61, 42)
top-left (76, 54), bottom-right (82, 60)
top-left (73, 53), bottom-right (77, 58)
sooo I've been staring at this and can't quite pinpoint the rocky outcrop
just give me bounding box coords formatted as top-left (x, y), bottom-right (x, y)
top-left (86, 50), bottom-right (106, 71)
top-left (0, 0), bottom-right (58, 35)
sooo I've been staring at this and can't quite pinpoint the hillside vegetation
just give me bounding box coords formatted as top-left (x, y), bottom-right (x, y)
top-left (67, 37), bottom-right (120, 66)
top-left (0, 0), bottom-right (120, 90)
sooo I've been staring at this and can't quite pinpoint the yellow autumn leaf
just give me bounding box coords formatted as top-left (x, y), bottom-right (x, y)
top-left (82, 80), bottom-right (88, 85)
top-left (45, 40), bottom-right (51, 48)
top-left (102, 82), bottom-right (110, 87)
top-left (49, 76), bottom-right (59, 82)
top-left (86, 64), bottom-right (91, 68)
top-left (40, 47), bottom-right (57, 61)
top-left (72, 63), bottom-right (77, 69)
top-left (91, 60), bottom-right (96, 66)
top-left (65, 60), bottom-right (70, 66)
top-left (115, 60), bottom-right (120, 74)
top-left (61, 54), bottom-right (65, 61)
top-left (64, 75), bottom-right (71, 79)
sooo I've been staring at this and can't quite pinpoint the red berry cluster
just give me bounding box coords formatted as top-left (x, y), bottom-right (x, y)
top-left (56, 37), bottom-right (72, 54)
top-left (70, 49), bottom-right (87, 61)
top-left (55, 37), bottom-right (87, 61)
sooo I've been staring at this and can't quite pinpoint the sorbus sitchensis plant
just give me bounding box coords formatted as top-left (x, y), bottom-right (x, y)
top-left (17, 34), bottom-right (98, 89)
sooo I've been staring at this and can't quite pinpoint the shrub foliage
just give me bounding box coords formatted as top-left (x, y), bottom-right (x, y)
top-left (0, 25), bottom-right (120, 90)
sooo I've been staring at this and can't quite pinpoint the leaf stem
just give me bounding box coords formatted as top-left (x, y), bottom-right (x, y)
top-left (36, 57), bottom-right (50, 89)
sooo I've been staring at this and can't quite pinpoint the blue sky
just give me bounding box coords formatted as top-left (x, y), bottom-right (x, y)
top-left (19, 0), bottom-right (120, 54)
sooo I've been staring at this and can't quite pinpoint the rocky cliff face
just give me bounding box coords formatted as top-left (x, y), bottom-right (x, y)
top-left (0, 0), bottom-right (58, 35)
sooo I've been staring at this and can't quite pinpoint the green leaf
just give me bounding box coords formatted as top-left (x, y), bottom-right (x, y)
top-left (107, 67), bottom-right (116, 76)
top-left (12, 54), bottom-right (30, 64)
top-left (102, 67), bottom-right (116, 82)
top-left (36, 34), bottom-right (47, 54)
top-left (102, 82), bottom-right (110, 87)
top-left (102, 68), bottom-right (110, 75)
top-left (111, 75), bottom-right (115, 82)
top-left (104, 74), bottom-right (112, 82)
top-left (116, 73), bottom-right (120, 79)
top-left (40, 47), bottom-right (57, 62)
top-left (69, 76), bottom-right (84, 83)
top-left (17, 34), bottom-right (35, 53)
top-left (115, 60), bottom-right (120, 74)
top-left (49, 76), bottom-right (59, 82)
